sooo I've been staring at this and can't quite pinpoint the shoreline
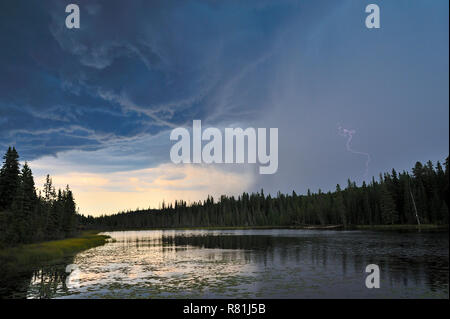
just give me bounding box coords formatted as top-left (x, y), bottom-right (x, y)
top-left (0, 231), bottom-right (109, 274)
top-left (3, 224), bottom-right (443, 270)
top-left (97, 224), bottom-right (449, 232)
top-left (352, 224), bottom-right (449, 231)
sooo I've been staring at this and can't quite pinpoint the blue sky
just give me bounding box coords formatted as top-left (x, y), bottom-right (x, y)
top-left (0, 0), bottom-right (448, 215)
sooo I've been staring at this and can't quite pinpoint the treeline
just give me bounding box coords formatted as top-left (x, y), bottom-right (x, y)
top-left (83, 157), bottom-right (449, 230)
top-left (0, 147), bottom-right (78, 247)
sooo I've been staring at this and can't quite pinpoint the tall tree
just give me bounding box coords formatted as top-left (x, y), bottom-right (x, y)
top-left (334, 184), bottom-right (347, 226)
top-left (0, 147), bottom-right (20, 211)
top-left (0, 148), bottom-right (80, 247)
top-left (62, 185), bottom-right (77, 236)
top-left (380, 183), bottom-right (399, 225)
top-left (11, 162), bottom-right (37, 242)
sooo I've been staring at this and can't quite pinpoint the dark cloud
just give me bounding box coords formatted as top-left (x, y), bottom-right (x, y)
top-left (1, 0), bottom-right (299, 162)
top-left (0, 0), bottom-right (448, 198)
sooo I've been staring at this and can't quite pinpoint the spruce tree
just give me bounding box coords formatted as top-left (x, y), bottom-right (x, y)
top-left (334, 184), bottom-right (347, 226)
top-left (11, 162), bottom-right (37, 243)
top-left (380, 184), bottom-right (399, 224)
top-left (0, 147), bottom-right (20, 211)
top-left (62, 185), bottom-right (77, 236)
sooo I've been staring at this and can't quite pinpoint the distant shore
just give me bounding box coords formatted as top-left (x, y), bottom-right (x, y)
top-left (97, 224), bottom-right (449, 232)
top-left (352, 224), bottom-right (449, 231)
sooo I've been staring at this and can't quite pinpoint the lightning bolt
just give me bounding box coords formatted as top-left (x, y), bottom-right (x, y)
top-left (337, 124), bottom-right (371, 178)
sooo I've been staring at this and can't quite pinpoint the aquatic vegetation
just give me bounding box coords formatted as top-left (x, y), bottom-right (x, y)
top-left (2, 229), bottom-right (448, 299)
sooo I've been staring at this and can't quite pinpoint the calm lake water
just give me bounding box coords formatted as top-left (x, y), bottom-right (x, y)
top-left (1, 229), bottom-right (449, 299)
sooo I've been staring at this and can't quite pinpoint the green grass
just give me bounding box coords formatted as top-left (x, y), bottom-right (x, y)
top-left (0, 231), bottom-right (110, 273)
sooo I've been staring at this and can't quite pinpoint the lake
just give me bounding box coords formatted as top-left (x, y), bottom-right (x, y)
top-left (1, 229), bottom-right (448, 298)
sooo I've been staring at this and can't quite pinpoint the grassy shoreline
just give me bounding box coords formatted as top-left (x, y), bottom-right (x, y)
top-left (0, 231), bottom-right (109, 273)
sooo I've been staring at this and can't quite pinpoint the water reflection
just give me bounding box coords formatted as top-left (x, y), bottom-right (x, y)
top-left (0, 257), bottom-right (74, 299)
top-left (0, 229), bottom-right (448, 299)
